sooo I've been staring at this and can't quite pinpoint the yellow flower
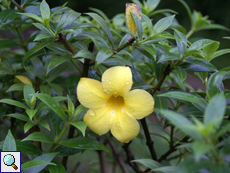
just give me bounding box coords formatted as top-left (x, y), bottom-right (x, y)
top-left (77, 66), bottom-right (154, 143)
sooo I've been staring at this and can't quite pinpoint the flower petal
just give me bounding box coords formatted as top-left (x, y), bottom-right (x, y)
top-left (83, 108), bottom-right (111, 135)
top-left (77, 78), bottom-right (109, 109)
top-left (102, 66), bottom-right (132, 96)
top-left (111, 112), bottom-right (140, 143)
top-left (124, 89), bottom-right (154, 119)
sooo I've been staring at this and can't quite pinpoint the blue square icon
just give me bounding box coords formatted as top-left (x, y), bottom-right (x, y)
top-left (0, 151), bottom-right (21, 173)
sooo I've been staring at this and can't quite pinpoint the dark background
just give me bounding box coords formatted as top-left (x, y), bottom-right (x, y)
top-left (45, 0), bottom-right (230, 69)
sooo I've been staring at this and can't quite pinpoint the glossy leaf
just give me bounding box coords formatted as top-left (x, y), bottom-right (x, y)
top-left (154, 91), bottom-right (168, 110)
top-left (0, 99), bottom-right (28, 109)
top-left (153, 15), bottom-right (175, 34)
top-left (16, 140), bottom-right (42, 155)
top-left (53, 145), bottom-right (82, 156)
top-left (192, 141), bottom-right (213, 161)
top-left (24, 122), bottom-right (35, 133)
top-left (204, 93), bottom-right (226, 128)
top-left (59, 137), bottom-right (108, 152)
top-left (152, 166), bottom-right (178, 173)
top-left (158, 52), bottom-right (179, 63)
top-left (209, 48), bottom-right (230, 62)
top-left (34, 33), bottom-right (53, 41)
top-left (206, 71), bottom-right (226, 99)
top-left (159, 91), bottom-right (207, 106)
top-left (26, 109), bottom-right (37, 120)
top-left (46, 57), bottom-right (71, 74)
top-left (23, 153), bottom-right (58, 173)
top-left (49, 109), bottom-right (64, 137)
top-left (36, 93), bottom-right (66, 121)
top-left (3, 130), bottom-right (16, 151)
top-left (86, 13), bottom-right (114, 47)
top-left (6, 84), bottom-right (24, 92)
top-left (4, 113), bottom-right (30, 122)
top-left (174, 66), bottom-right (187, 83)
top-left (48, 160), bottom-right (65, 173)
top-left (23, 41), bottom-right (51, 64)
top-left (95, 48), bottom-right (113, 65)
top-left (22, 160), bottom-right (55, 171)
top-left (0, 9), bottom-right (19, 28)
top-left (38, 120), bottom-right (51, 131)
top-left (40, 0), bottom-right (50, 20)
top-left (132, 159), bottom-right (162, 169)
top-left (24, 84), bottom-right (35, 108)
top-left (159, 109), bottom-right (202, 140)
top-left (19, 12), bottom-right (43, 23)
top-left (131, 12), bottom-right (143, 40)
top-left (72, 49), bottom-right (95, 61)
top-left (70, 121), bottom-right (87, 137)
top-left (22, 132), bottom-right (53, 143)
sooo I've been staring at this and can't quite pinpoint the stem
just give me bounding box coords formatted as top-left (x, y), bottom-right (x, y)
top-left (108, 140), bottom-right (128, 173)
top-left (97, 138), bottom-right (107, 173)
top-left (11, 0), bottom-right (25, 12)
top-left (186, 27), bottom-right (195, 39)
top-left (140, 118), bottom-right (158, 161)
top-left (48, 124), bottom-right (69, 153)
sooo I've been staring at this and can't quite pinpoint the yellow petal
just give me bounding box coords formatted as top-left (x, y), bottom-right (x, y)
top-left (111, 111), bottom-right (140, 143)
top-left (102, 66), bottom-right (132, 96)
top-left (83, 108), bottom-right (111, 135)
top-left (15, 75), bottom-right (33, 86)
top-left (77, 78), bottom-right (109, 109)
top-left (124, 89), bottom-right (154, 119)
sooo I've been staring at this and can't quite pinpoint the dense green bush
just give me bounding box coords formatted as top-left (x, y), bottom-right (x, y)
top-left (1, 0), bottom-right (230, 172)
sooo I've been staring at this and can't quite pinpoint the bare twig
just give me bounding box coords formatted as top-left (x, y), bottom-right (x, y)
top-left (108, 140), bottom-right (128, 173)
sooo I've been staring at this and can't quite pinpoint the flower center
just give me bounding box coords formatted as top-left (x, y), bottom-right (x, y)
top-left (105, 95), bottom-right (125, 116)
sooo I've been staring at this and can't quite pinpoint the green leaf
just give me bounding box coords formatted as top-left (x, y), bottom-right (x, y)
top-left (131, 12), bottom-right (143, 40)
top-left (46, 56), bottom-right (71, 74)
top-left (67, 95), bottom-right (75, 116)
top-left (209, 49), bottom-right (230, 62)
top-left (40, 85), bottom-right (51, 95)
top-left (196, 24), bottom-right (229, 32)
top-left (34, 33), bottom-right (53, 41)
top-left (48, 83), bottom-right (63, 96)
top-left (153, 15), bottom-right (175, 34)
top-left (6, 84), bottom-right (24, 92)
top-left (95, 48), bottom-right (113, 65)
top-left (40, 0), bottom-right (50, 20)
top-left (206, 71), bottom-right (226, 99)
top-left (24, 84), bottom-right (35, 108)
top-left (36, 93), bottom-right (66, 121)
top-left (16, 140), bottom-right (42, 155)
top-left (103, 56), bottom-right (132, 66)
top-left (174, 29), bottom-right (187, 55)
top-left (26, 109), bottom-right (37, 120)
top-left (131, 159), bottom-right (162, 169)
top-left (177, 0), bottom-right (193, 26)
top-left (152, 166), bottom-right (178, 173)
top-left (46, 43), bottom-right (72, 55)
top-left (86, 12), bottom-right (114, 47)
top-left (22, 153), bottom-right (58, 173)
top-left (22, 160), bottom-right (55, 171)
top-left (0, 39), bottom-right (20, 50)
top-left (49, 109), bottom-right (64, 138)
top-left (23, 41), bottom-right (51, 64)
top-left (22, 132), bottom-right (53, 143)
top-left (53, 145), bottom-right (82, 156)
top-left (0, 99), bottom-right (28, 109)
top-left (204, 93), bottom-right (226, 128)
top-left (3, 130), bottom-right (16, 151)
top-left (159, 91), bottom-right (207, 106)
top-left (70, 121), bottom-right (87, 137)
top-left (33, 23), bottom-right (52, 34)
top-left (154, 91), bottom-right (168, 110)
top-left (38, 120), bottom-right (51, 131)
top-left (59, 137), bottom-right (108, 152)
top-left (180, 56), bottom-right (217, 72)
top-left (158, 52), bottom-right (179, 63)
top-left (0, 9), bottom-right (19, 28)
top-left (48, 160), bottom-right (65, 173)
top-left (18, 12), bottom-right (43, 23)
top-left (174, 66), bottom-right (187, 83)
top-left (4, 113), bottom-right (30, 122)
top-left (159, 109), bottom-right (202, 140)
top-left (139, 44), bottom-right (156, 60)
top-left (192, 141), bottom-right (213, 161)
top-left (24, 122), bottom-right (35, 133)
top-left (72, 49), bottom-right (95, 61)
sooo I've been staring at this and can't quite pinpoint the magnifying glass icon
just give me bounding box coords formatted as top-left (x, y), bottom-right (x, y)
top-left (3, 154), bottom-right (18, 170)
